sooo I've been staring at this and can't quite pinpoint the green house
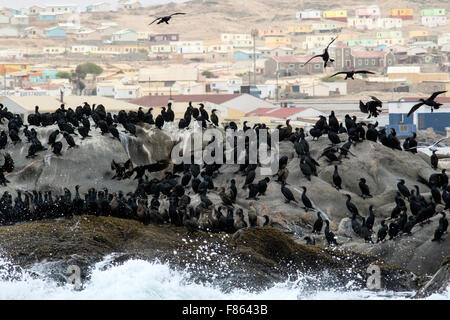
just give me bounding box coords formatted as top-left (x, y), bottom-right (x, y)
top-left (421, 8), bottom-right (446, 16)
top-left (343, 39), bottom-right (375, 46)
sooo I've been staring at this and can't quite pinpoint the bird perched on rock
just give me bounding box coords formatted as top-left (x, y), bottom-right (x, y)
top-left (358, 178), bottom-right (372, 199)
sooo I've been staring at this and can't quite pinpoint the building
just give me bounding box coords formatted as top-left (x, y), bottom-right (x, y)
top-left (0, 26), bottom-right (19, 37)
top-left (342, 39), bottom-right (376, 47)
top-left (348, 18), bottom-right (377, 30)
top-left (377, 31), bottom-right (402, 39)
top-left (10, 15), bottom-right (29, 25)
top-left (390, 8), bottom-right (413, 20)
top-left (351, 51), bottom-right (395, 71)
top-left (296, 10), bottom-right (321, 21)
top-left (258, 46), bottom-right (294, 58)
top-left (23, 26), bottom-right (44, 38)
top-left (149, 33), bottom-right (179, 42)
top-left (29, 6), bottom-right (45, 15)
top-left (264, 56), bottom-right (324, 77)
top-left (71, 45), bottom-right (99, 54)
top-left (221, 33), bottom-right (253, 48)
top-left (45, 27), bottom-right (66, 39)
top-left (387, 98), bottom-right (450, 135)
top-left (233, 50), bottom-right (262, 60)
top-left (378, 18), bottom-right (403, 29)
top-left (75, 29), bottom-right (102, 41)
top-left (355, 5), bottom-right (380, 20)
top-left (150, 43), bottom-right (176, 54)
top-left (409, 30), bottom-right (429, 38)
top-left (287, 25), bottom-right (313, 34)
top-left (387, 66), bottom-right (449, 84)
top-left (138, 67), bottom-right (199, 85)
top-left (246, 107), bottom-right (325, 120)
top-left (43, 4), bottom-right (79, 14)
top-left (311, 22), bottom-right (341, 33)
top-left (172, 40), bottom-right (204, 54)
top-left (303, 34), bottom-right (337, 50)
top-left (323, 10), bottom-right (347, 22)
top-left (0, 14), bottom-right (10, 24)
top-left (42, 47), bottom-right (66, 55)
top-left (38, 12), bottom-right (56, 21)
top-left (258, 27), bottom-right (286, 39)
top-left (422, 15), bottom-right (447, 27)
top-left (86, 2), bottom-right (111, 12)
top-left (421, 8), bottom-right (446, 16)
top-left (112, 29), bottom-right (138, 42)
top-left (118, 0), bottom-right (142, 10)
top-left (264, 36), bottom-right (291, 48)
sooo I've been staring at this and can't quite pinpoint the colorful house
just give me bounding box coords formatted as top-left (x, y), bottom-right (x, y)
top-left (348, 17), bottom-right (377, 30)
top-left (38, 13), bottom-right (56, 21)
top-left (342, 39), bottom-right (376, 47)
top-left (45, 27), bottom-right (66, 39)
top-left (258, 27), bottom-right (286, 39)
top-left (233, 50), bottom-right (262, 60)
top-left (378, 18), bottom-right (403, 29)
top-left (27, 70), bottom-right (59, 83)
top-left (0, 63), bottom-right (30, 74)
top-left (311, 22), bottom-right (341, 33)
top-left (409, 30), bottom-right (429, 38)
top-left (355, 5), bottom-right (380, 20)
top-left (264, 36), bottom-right (291, 48)
top-left (323, 10), bottom-right (347, 22)
top-left (422, 15), bottom-right (447, 27)
top-left (421, 8), bottom-right (446, 16)
top-left (287, 25), bottom-right (313, 34)
top-left (390, 8), bottom-right (413, 20)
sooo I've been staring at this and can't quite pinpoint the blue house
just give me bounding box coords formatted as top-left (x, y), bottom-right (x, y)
top-left (45, 27), bottom-right (66, 39)
top-left (39, 13), bottom-right (57, 21)
top-left (233, 50), bottom-right (263, 60)
top-left (387, 98), bottom-right (450, 136)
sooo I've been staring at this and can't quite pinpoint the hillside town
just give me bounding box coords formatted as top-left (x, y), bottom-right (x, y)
top-left (1, 1), bottom-right (450, 137)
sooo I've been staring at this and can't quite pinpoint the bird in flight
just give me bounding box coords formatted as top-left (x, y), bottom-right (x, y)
top-left (149, 13), bottom-right (186, 25)
top-left (359, 96), bottom-right (382, 118)
top-left (329, 70), bottom-right (375, 80)
top-left (302, 36), bottom-right (337, 68)
top-left (407, 91), bottom-right (447, 117)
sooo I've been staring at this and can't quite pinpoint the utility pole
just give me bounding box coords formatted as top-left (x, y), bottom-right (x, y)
top-left (251, 29), bottom-right (258, 86)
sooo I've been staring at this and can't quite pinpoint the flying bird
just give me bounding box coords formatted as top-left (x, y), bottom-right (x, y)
top-left (149, 13), bottom-right (186, 25)
top-left (359, 96), bottom-right (382, 118)
top-left (407, 91), bottom-right (447, 117)
top-left (329, 70), bottom-right (375, 80)
top-left (302, 37), bottom-right (337, 68)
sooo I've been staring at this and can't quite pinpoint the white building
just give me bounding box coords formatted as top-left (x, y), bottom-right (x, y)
top-left (29, 6), bottom-right (45, 15)
top-left (0, 26), bottom-right (19, 37)
top-left (42, 47), bottom-right (66, 54)
top-left (296, 10), bottom-right (321, 21)
top-left (0, 14), bottom-right (10, 24)
top-left (302, 35), bottom-right (336, 50)
top-left (422, 15), bottom-right (447, 27)
top-left (172, 41), bottom-right (204, 54)
top-left (71, 45), bottom-right (99, 54)
top-left (43, 4), bottom-right (80, 14)
top-left (438, 34), bottom-right (450, 46)
top-left (86, 2), bottom-right (111, 12)
top-left (221, 33), bottom-right (253, 48)
top-left (96, 82), bottom-right (115, 97)
top-left (114, 84), bottom-right (140, 99)
top-left (118, 0), bottom-right (142, 10)
top-left (377, 18), bottom-right (403, 29)
top-left (112, 29), bottom-right (138, 42)
top-left (348, 17), bottom-right (377, 30)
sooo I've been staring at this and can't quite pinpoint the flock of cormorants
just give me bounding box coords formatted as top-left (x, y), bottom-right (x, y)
top-left (0, 97), bottom-right (448, 246)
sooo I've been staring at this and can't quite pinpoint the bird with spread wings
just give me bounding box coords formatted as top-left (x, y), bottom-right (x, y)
top-left (407, 91), bottom-right (447, 117)
top-left (302, 36), bottom-right (337, 68)
top-left (329, 70), bottom-right (375, 80)
top-left (149, 13), bottom-right (186, 25)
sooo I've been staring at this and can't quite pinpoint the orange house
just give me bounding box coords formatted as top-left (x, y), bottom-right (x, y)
top-left (390, 8), bottom-right (413, 20)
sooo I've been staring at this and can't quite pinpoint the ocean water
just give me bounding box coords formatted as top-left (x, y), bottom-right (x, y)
top-left (0, 255), bottom-right (448, 300)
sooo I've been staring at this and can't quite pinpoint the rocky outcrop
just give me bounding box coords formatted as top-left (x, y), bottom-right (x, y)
top-left (416, 257), bottom-right (450, 298)
top-left (0, 216), bottom-right (424, 292)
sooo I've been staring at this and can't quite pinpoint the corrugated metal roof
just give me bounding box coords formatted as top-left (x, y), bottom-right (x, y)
top-left (272, 56), bottom-right (322, 63)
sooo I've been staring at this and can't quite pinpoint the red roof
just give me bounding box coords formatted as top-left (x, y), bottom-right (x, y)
top-left (273, 56), bottom-right (322, 63)
top-left (246, 107), bottom-right (307, 118)
top-left (245, 108), bottom-right (276, 116)
top-left (132, 94), bottom-right (242, 107)
top-left (352, 51), bottom-right (387, 58)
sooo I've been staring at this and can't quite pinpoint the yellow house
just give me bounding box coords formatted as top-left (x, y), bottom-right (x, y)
top-left (264, 36), bottom-right (292, 49)
top-left (390, 8), bottom-right (413, 20)
top-left (323, 9), bottom-right (347, 22)
top-left (0, 62), bottom-right (31, 74)
top-left (258, 27), bottom-right (286, 38)
top-left (409, 30), bottom-right (429, 38)
top-left (287, 25), bottom-right (313, 34)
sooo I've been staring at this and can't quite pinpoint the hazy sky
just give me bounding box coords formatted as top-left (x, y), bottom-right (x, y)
top-left (0, 0), bottom-right (187, 10)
